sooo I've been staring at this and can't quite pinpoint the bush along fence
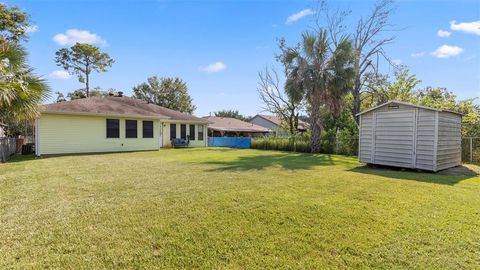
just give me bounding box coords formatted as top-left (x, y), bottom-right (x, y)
top-left (251, 136), bottom-right (359, 156)
top-left (0, 137), bottom-right (17, 162)
top-left (253, 136), bottom-right (479, 162)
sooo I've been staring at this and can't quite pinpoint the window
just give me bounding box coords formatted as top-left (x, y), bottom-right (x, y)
top-left (180, 124), bottom-right (186, 139)
top-left (143, 121), bottom-right (153, 138)
top-left (189, 125), bottom-right (195, 140)
top-left (170, 124), bottom-right (176, 139)
top-left (106, 119), bottom-right (119, 138)
top-left (198, 125), bottom-right (204, 140)
top-left (125, 120), bottom-right (137, 138)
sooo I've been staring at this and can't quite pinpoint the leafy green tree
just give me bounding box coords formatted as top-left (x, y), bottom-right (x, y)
top-left (362, 70), bottom-right (480, 137)
top-left (65, 87), bottom-right (114, 100)
top-left (214, 109), bottom-right (248, 121)
top-left (55, 43), bottom-right (114, 97)
top-left (0, 3), bottom-right (30, 46)
top-left (55, 91), bottom-right (66, 102)
top-left (0, 4), bottom-right (49, 123)
top-left (282, 30), bottom-right (355, 152)
top-left (416, 87), bottom-right (479, 137)
top-left (362, 69), bottom-right (420, 109)
top-left (133, 76), bottom-right (197, 114)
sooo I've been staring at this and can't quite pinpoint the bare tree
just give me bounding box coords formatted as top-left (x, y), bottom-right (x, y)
top-left (257, 66), bottom-right (304, 137)
top-left (316, 0), bottom-right (398, 124)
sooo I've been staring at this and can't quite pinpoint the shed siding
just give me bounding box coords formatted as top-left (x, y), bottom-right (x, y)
top-left (358, 102), bottom-right (461, 172)
top-left (359, 112), bottom-right (373, 163)
top-left (436, 112), bottom-right (462, 171)
top-left (415, 109), bottom-right (436, 171)
top-left (373, 109), bottom-right (415, 168)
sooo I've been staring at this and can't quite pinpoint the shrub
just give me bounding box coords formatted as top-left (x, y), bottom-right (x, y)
top-left (251, 137), bottom-right (311, 153)
top-left (251, 132), bottom-right (358, 156)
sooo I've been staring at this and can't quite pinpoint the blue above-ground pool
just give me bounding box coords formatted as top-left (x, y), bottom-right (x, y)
top-left (208, 137), bottom-right (251, 149)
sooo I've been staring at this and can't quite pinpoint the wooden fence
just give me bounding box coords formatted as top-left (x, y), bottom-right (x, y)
top-left (0, 137), bottom-right (17, 162)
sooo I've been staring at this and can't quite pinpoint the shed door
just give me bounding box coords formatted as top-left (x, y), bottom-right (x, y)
top-left (374, 110), bottom-right (415, 168)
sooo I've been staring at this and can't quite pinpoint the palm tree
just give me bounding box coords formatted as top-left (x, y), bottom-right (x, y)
top-left (282, 30), bottom-right (354, 153)
top-left (0, 44), bottom-right (49, 122)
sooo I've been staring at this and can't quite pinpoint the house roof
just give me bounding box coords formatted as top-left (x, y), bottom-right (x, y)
top-left (356, 100), bottom-right (463, 116)
top-left (41, 96), bottom-right (209, 123)
top-left (253, 114), bottom-right (309, 130)
top-left (203, 116), bottom-right (270, 133)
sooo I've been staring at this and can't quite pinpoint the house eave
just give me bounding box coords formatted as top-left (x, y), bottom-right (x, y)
top-left (40, 110), bottom-right (171, 120)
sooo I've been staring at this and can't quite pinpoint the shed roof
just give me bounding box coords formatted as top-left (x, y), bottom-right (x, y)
top-left (252, 114), bottom-right (309, 130)
top-left (356, 101), bottom-right (463, 116)
top-left (41, 96), bottom-right (209, 123)
top-left (203, 116), bottom-right (269, 133)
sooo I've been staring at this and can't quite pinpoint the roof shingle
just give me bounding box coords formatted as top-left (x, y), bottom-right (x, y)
top-left (41, 96), bottom-right (208, 122)
top-left (203, 116), bottom-right (269, 133)
top-left (254, 114), bottom-right (309, 130)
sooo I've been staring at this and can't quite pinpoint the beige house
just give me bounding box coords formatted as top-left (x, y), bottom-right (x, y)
top-left (203, 116), bottom-right (269, 137)
top-left (35, 96), bottom-right (209, 156)
top-left (249, 114), bottom-right (309, 137)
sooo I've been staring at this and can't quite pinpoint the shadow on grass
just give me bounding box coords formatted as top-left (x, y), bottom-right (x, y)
top-left (203, 152), bottom-right (355, 171)
top-left (2, 154), bottom-right (36, 164)
top-left (350, 164), bottom-right (478, 185)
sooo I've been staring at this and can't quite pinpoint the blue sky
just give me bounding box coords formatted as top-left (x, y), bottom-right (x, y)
top-left (8, 0), bottom-right (480, 116)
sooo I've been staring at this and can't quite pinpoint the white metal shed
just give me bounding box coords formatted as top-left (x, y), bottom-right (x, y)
top-left (357, 101), bottom-right (462, 172)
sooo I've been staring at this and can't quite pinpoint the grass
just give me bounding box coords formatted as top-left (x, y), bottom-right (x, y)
top-left (1, 148), bottom-right (479, 269)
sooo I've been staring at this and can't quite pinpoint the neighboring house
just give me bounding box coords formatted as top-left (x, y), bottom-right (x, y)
top-left (203, 116), bottom-right (269, 138)
top-left (249, 114), bottom-right (309, 137)
top-left (35, 96), bottom-right (209, 156)
top-left (357, 100), bottom-right (462, 172)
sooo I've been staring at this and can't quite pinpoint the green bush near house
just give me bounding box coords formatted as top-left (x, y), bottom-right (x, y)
top-left (1, 148), bottom-right (479, 269)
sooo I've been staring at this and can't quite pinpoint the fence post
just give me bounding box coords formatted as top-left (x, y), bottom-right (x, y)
top-left (470, 137), bottom-right (473, 163)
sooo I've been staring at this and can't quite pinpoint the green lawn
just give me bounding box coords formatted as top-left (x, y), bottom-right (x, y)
top-left (1, 148), bottom-right (479, 269)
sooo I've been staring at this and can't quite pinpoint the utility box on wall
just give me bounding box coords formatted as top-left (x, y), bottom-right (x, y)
top-left (357, 101), bottom-right (462, 172)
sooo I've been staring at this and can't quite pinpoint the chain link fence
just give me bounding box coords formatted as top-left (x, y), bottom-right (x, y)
top-left (462, 137), bottom-right (480, 164)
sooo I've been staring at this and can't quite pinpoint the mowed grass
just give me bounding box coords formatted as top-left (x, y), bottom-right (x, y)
top-left (1, 148), bottom-right (480, 269)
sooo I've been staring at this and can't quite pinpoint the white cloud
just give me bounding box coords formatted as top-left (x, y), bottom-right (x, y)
top-left (49, 70), bottom-right (71, 79)
top-left (200, 62), bottom-right (227, 73)
top-left (392, 59), bottom-right (402, 65)
top-left (450, 20), bottom-right (480, 36)
top-left (437, 29), bottom-right (451, 37)
top-left (53, 29), bottom-right (107, 46)
top-left (25, 25), bottom-right (38, 33)
top-left (286, 9), bottom-right (315, 25)
top-left (411, 51), bottom-right (426, 58)
top-left (431, 45), bottom-right (464, 58)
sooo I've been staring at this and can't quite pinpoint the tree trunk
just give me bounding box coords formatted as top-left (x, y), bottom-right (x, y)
top-left (352, 81), bottom-right (361, 125)
top-left (85, 62), bottom-right (90, 97)
top-left (310, 95), bottom-right (322, 153)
